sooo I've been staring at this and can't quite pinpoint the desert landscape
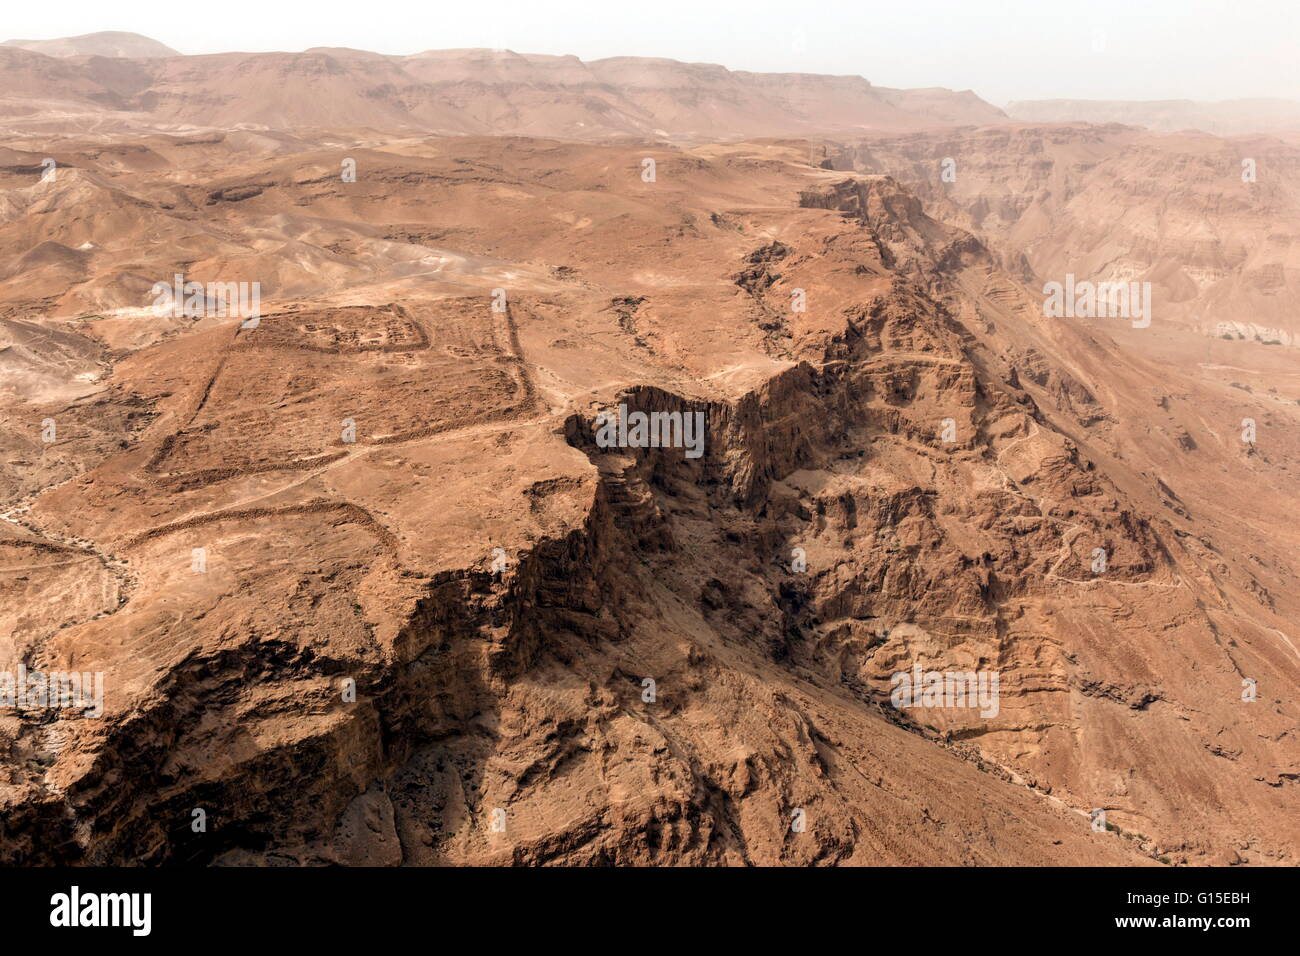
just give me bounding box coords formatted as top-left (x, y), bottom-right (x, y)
top-left (0, 23), bottom-right (1296, 869)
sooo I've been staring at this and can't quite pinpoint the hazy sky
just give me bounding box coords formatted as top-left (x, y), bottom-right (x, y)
top-left (7, 0), bottom-right (1299, 105)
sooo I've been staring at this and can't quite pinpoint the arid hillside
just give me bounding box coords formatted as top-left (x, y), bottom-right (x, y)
top-left (0, 119), bottom-right (1296, 865)
top-left (0, 40), bottom-right (1004, 140)
top-left (2, 31), bottom-right (180, 59)
top-left (1007, 98), bottom-right (1300, 136)
top-left (832, 124), bottom-right (1300, 345)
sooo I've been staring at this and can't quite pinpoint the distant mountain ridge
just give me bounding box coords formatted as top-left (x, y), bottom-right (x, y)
top-left (2, 31), bottom-right (179, 58)
top-left (0, 35), bottom-right (1006, 139)
top-left (1007, 97), bottom-right (1300, 134)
